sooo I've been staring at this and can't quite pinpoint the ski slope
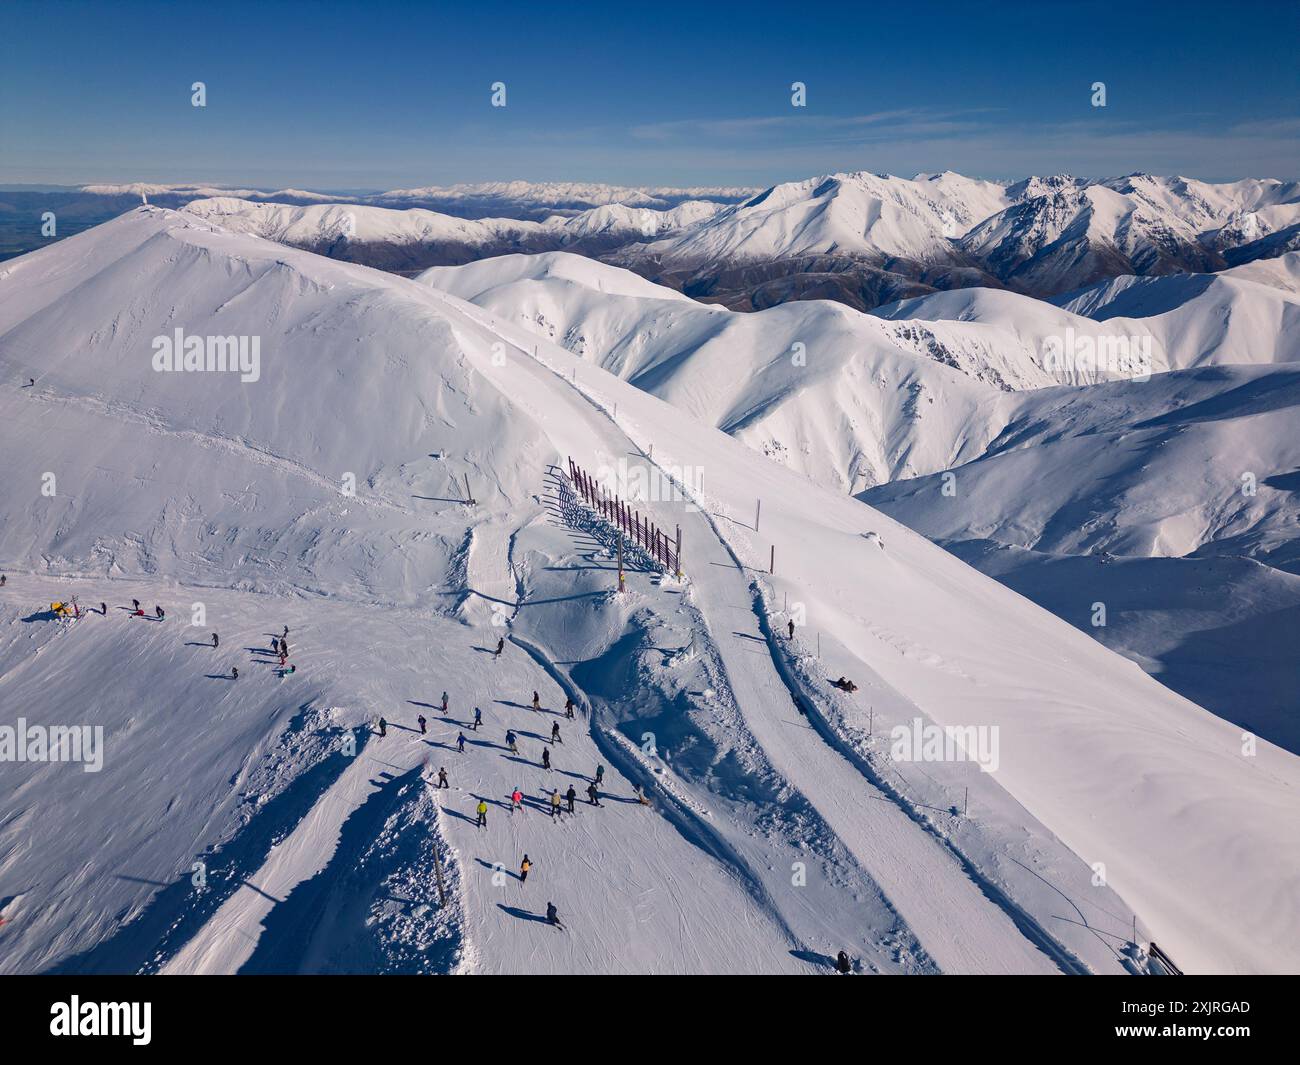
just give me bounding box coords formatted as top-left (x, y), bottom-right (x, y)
top-left (1, 207), bottom-right (1297, 975)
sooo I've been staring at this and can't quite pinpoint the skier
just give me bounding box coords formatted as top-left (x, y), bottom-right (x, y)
top-left (511, 787), bottom-right (523, 812)
top-left (541, 747), bottom-right (551, 771)
top-left (594, 764), bottom-right (605, 785)
top-left (155, 605), bottom-right (164, 619)
top-left (532, 690), bottom-right (540, 711)
top-left (441, 691), bottom-right (449, 714)
top-left (279, 652), bottom-right (287, 668)
top-left (549, 789), bottom-right (561, 819)
top-left (211, 632), bottom-right (219, 648)
top-left (457, 732), bottom-right (467, 754)
top-left (564, 697), bottom-right (575, 720)
top-left (634, 783), bottom-right (649, 806)
top-left (472, 707), bottom-right (482, 731)
top-left (545, 901), bottom-right (563, 929)
top-left (565, 784), bottom-right (577, 814)
top-left (475, 800), bottom-right (488, 829)
top-left (437, 767), bottom-right (449, 789)
top-left (282, 625), bottom-right (289, 639)
top-left (551, 722), bottom-right (562, 744)
top-left (520, 855), bottom-right (531, 884)
top-left (100, 602), bottom-right (106, 615)
top-left (506, 730), bottom-right (518, 754)
top-left (418, 714), bottom-right (427, 735)
top-left (132, 599), bottom-right (139, 612)
top-left (788, 619), bottom-right (795, 640)
top-left (587, 781), bottom-right (601, 806)
top-left (494, 637), bottom-right (505, 658)
top-left (280, 664), bottom-right (296, 677)
top-left (836, 951), bottom-right (852, 975)
top-left (231, 666), bottom-right (239, 680)
top-left (0, 575), bottom-right (5, 587)
top-left (378, 717), bottom-right (388, 737)
top-left (281, 638), bottom-right (289, 657)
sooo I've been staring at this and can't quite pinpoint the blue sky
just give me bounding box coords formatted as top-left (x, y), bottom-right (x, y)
top-left (3, 0), bottom-right (1297, 189)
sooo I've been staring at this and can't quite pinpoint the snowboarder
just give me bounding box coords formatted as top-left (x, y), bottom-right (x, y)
top-left (541, 747), bottom-right (551, 771)
top-left (788, 619), bottom-right (795, 640)
top-left (836, 951), bottom-right (852, 975)
top-left (475, 800), bottom-right (488, 829)
top-left (211, 632), bottom-right (219, 648)
top-left (506, 730), bottom-right (518, 754)
top-left (532, 690), bottom-right (540, 711)
top-left (472, 706), bottom-right (482, 731)
top-left (594, 764), bottom-right (605, 785)
top-left (520, 855), bottom-right (531, 884)
top-left (565, 784), bottom-right (577, 814)
top-left (549, 789), bottom-right (561, 819)
top-left (494, 637), bottom-right (505, 658)
top-left (587, 781), bottom-right (601, 806)
top-left (511, 788), bottom-right (523, 812)
top-left (378, 717), bottom-right (388, 737)
top-left (564, 697), bottom-right (575, 720)
top-left (231, 666), bottom-right (239, 680)
top-left (551, 721), bottom-right (562, 744)
top-left (437, 767), bottom-right (449, 789)
top-left (441, 691), bottom-right (449, 714)
top-left (545, 901), bottom-right (563, 929)
top-left (457, 732), bottom-right (467, 754)
top-left (418, 714), bottom-right (427, 734)
top-left (155, 605), bottom-right (164, 619)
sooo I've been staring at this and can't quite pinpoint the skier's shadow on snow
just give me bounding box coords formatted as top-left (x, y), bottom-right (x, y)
top-left (424, 740), bottom-right (457, 752)
top-left (385, 722), bottom-right (420, 733)
top-left (496, 700), bottom-right (560, 717)
top-left (790, 949), bottom-right (839, 970)
top-left (497, 904), bottom-right (548, 925)
top-left (501, 755), bottom-right (542, 770)
top-left (471, 794), bottom-right (512, 811)
top-left (442, 807), bottom-right (477, 825)
top-left (476, 859), bottom-right (521, 881)
top-left (203, 674), bottom-right (237, 681)
top-left (408, 700), bottom-right (441, 711)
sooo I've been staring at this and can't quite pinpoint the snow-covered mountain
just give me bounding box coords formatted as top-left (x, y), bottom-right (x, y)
top-left (421, 251), bottom-right (1300, 760)
top-left (182, 197), bottom-right (724, 274)
top-left (4, 206), bottom-right (1295, 976)
top-left (373, 179), bottom-right (755, 212)
top-left (610, 170), bottom-right (1300, 309)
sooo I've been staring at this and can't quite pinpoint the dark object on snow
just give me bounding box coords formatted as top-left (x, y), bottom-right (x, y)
top-left (832, 677), bottom-right (858, 693)
top-left (541, 747), bottom-right (551, 770)
top-left (836, 951), bottom-right (852, 974)
top-left (231, 666), bottom-right (239, 680)
top-left (565, 785), bottom-right (576, 813)
top-left (494, 637), bottom-right (505, 657)
top-left (587, 782), bottom-right (601, 806)
top-left (212, 632), bottom-right (219, 648)
top-left (378, 717), bottom-right (387, 737)
top-left (788, 620), bottom-right (795, 639)
top-left (437, 767), bottom-right (448, 789)
top-left (546, 902), bottom-right (562, 928)
top-left (155, 605), bottom-right (164, 619)
top-left (418, 715), bottom-right (427, 734)
top-left (457, 732), bottom-right (466, 753)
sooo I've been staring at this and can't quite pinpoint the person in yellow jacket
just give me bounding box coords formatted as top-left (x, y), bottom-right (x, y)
top-left (475, 799), bottom-right (488, 829)
top-left (520, 855), bottom-right (531, 885)
top-left (549, 789), bottom-right (561, 820)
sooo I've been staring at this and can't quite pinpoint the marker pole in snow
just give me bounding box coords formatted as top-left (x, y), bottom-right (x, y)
top-left (755, 499), bottom-right (761, 532)
top-left (463, 473), bottom-right (475, 505)
top-left (674, 525), bottom-right (682, 579)
top-left (432, 838), bottom-right (448, 908)
top-left (617, 536), bottom-right (625, 593)
top-left (770, 545), bottom-right (775, 574)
